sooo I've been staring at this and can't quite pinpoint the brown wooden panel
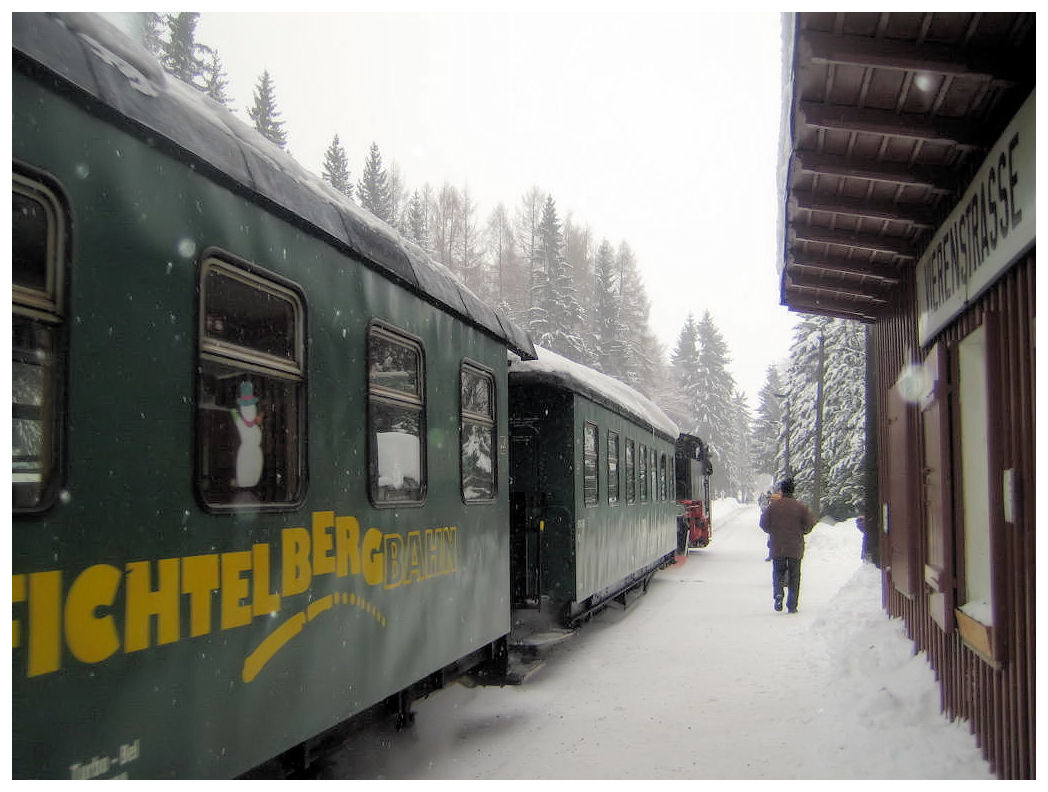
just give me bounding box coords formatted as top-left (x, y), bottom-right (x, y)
top-left (921, 342), bottom-right (955, 630)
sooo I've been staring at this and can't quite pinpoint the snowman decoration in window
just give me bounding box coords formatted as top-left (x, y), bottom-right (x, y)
top-left (231, 380), bottom-right (264, 489)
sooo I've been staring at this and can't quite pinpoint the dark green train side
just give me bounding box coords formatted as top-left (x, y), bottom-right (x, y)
top-left (508, 349), bottom-right (682, 626)
top-left (12, 13), bottom-right (712, 780)
top-left (13, 13), bottom-right (532, 779)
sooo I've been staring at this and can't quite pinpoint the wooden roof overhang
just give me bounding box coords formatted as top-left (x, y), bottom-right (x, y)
top-left (778, 12), bottom-right (1036, 323)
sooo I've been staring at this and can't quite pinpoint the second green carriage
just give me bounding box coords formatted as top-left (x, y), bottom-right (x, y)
top-left (508, 347), bottom-right (681, 625)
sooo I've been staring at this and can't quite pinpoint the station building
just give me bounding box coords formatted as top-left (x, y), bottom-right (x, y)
top-left (777, 12), bottom-right (1035, 779)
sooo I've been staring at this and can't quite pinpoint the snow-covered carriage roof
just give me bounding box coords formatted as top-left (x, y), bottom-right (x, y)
top-left (509, 346), bottom-right (679, 441)
top-left (12, 12), bottom-right (535, 361)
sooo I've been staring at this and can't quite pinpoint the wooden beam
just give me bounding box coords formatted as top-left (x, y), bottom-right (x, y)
top-left (799, 30), bottom-right (1014, 82)
top-left (799, 101), bottom-right (982, 148)
top-left (785, 274), bottom-right (891, 305)
top-left (790, 222), bottom-right (918, 259)
top-left (791, 189), bottom-right (940, 228)
top-left (781, 292), bottom-right (880, 323)
top-left (788, 251), bottom-right (902, 283)
top-left (793, 151), bottom-right (956, 193)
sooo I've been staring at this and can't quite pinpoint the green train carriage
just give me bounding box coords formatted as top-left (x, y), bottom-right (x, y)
top-left (12, 12), bottom-right (534, 779)
top-left (508, 347), bottom-right (681, 626)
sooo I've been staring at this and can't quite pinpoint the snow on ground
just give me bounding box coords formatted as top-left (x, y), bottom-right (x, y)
top-left (315, 500), bottom-right (994, 780)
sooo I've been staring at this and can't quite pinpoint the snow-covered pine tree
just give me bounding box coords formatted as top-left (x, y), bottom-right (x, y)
top-left (728, 387), bottom-right (756, 499)
top-left (321, 134), bottom-right (353, 198)
top-left (693, 310), bottom-right (738, 496)
top-left (752, 364), bottom-right (786, 482)
top-left (356, 142), bottom-right (392, 223)
top-left (614, 242), bottom-right (660, 394)
top-left (406, 189), bottom-right (430, 251)
top-left (143, 12), bottom-right (164, 56)
top-left (564, 215), bottom-right (595, 366)
top-left (780, 314), bottom-right (866, 517)
top-left (821, 319), bottom-right (867, 517)
top-left (387, 160), bottom-right (408, 232)
top-left (160, 12), bottom-right (206, 87)
top-left (590, 239), bottom-right (622, 377)
top-left (665, 313), bottom-right (701, 432)
top-left (248, 70), bottom-right (288, 150)
top-left (530, 195), bottom-right (585, 361)
top-left (199, 46), bottom-right (233, 107)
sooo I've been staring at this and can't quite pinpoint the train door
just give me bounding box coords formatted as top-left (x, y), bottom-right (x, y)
top-left (509, 428), bottom-right (544, 607)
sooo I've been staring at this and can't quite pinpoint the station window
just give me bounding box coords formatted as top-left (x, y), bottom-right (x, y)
top-left (197, 256), bottom-right (306, 511)
top-left (607, 431), bottom-right (620, 505)
top-left (368, 323), bottom-right (425, 505)
top-left (12, 170), bottom-right (67, 513)
top-left (639, 444), bottom-right (649, 502)
top-left (957, 325), bottom-right (993, 628)
top-left (461, 362), bottom-right (495, 502)
top-left (625, 438), bottom-right (636, 504)
top-left (583, 422), bottom-right (599, 506)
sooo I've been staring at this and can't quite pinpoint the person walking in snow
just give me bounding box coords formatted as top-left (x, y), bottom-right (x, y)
top-left (759, 477), bottom-right (817, 613)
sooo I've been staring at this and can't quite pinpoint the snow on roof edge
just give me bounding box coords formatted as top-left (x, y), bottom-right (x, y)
top-left (509, 346), bottom-right (679, 440)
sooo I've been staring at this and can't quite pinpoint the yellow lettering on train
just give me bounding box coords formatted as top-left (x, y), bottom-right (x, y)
top-left (312, 511), bottom-right (336, 577)
top-left (181, 554), bottom-right (219, 637)
top-left (124, 559), bottom-right (180, 652)
top-left (11, 510), bottom-right (462, 677)
top-left (281, 527), bottom-right (312, 597)
top-left (64, 564), bottom-right (120, 664)
top-left (251, 544), bottom-right (281, 616)
top-left (220, 551), bottom-right (252, 631)
top-left (362, 528), bottom-right (384, 587)
top-left (335, 515), bottom-right (361, 576)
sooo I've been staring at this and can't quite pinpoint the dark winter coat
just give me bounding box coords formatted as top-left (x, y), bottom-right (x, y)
top-left (760, 495), bottom-right (817, 559)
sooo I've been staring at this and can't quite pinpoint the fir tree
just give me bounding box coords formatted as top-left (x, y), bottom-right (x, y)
top-left (160, 12), bottom-right (206, 86)
top-left (199, 46), bottom-right (232, 107)
top-left (752, 364), bottom-right (786, 480)
top-left (143, 12), bottom-right (165, 56)
top-left (780, 315), bottom-right (866, 516)
top-left (693, 310), bottom-right (738, 496)
top-left (590, 239), bottom-right (621, 376)
top-left (666, 313), bottom-right (701, 431)
top-left (530, 196), bottom-right (585, 361)
top-left (357, 142), bottom-right (392, 223)
top-left (248, 70), bottom-right (288, 150)
top-left (406, 190), bottom-right (430, 250)
top-left (615, 242), bottom-right (659, 395)
top-left (564, 215), bottom-right (595, 365)
top-left (387, 161), bottom-right (408, 232)
top-left (321, 134), bottom-right (353, 198)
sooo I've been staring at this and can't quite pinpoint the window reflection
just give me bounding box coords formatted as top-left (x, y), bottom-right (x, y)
top-left (461, 363), bottom-right (495, 502)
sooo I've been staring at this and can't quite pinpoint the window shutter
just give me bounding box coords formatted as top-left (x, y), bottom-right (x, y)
top-left (921, 343), bottom-right (955, 631)
top-left (886, 380), bottom-right (919, 598)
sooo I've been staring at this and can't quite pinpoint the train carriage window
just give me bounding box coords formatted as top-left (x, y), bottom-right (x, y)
top-left (607, 431), bottom-right (620, 505)
top-left (12, 171), bottom-right (67, 513)
top-left (583, 422), bottom-right (599, 506)
top-left (639, 444), bottom-right (649, 502)
top-left (660, 453), bottom-right (668, 501)
top-left (461, 362), bottom-right (495, 502)
top-left (197, 257), bottom-right (306, 511)
top-left (625, 438), bottom-right (636, 504)
top-left (368, 324), bottom-right (425, 505)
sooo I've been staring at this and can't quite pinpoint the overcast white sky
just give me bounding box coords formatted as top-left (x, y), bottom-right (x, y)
top-left (192, 10), bottom-right (799, 406)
